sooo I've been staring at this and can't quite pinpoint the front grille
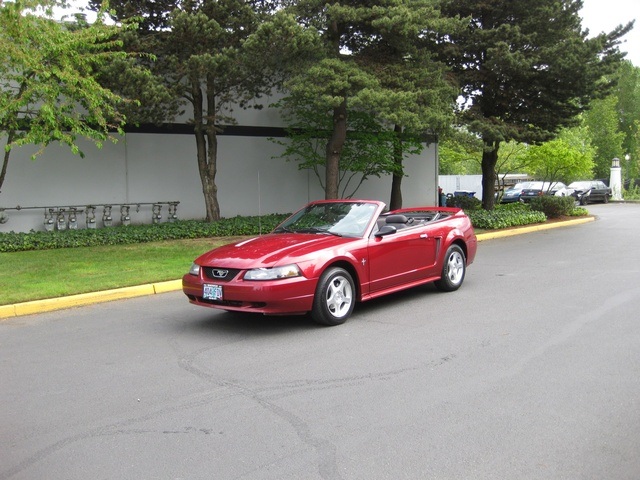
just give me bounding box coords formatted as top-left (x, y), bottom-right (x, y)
top-left (202, 267), bottom-right (241, 282)
top-left (197, 297), bottom-right (267, 309)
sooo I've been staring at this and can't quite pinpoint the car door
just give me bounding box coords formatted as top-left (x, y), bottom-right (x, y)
top-left (592, 181), bottom-right (608, 201)
top-left (367, 224), bottom-right (439, 293)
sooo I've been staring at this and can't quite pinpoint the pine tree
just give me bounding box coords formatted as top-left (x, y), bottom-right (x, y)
top-left (281, 0), bottom-right (462, 202)
top-left (438, 0), bottom-right (632, 209)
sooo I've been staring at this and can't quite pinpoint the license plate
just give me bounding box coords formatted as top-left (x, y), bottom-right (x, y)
top-left (203, 284), bottom-right (223, 301)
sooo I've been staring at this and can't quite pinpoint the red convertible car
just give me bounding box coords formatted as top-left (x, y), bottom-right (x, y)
top-left (183, 199), bottom-right (477, 326)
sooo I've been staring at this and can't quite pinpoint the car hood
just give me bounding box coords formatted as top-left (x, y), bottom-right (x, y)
top-left (195, 233), bottom-right (355, 268)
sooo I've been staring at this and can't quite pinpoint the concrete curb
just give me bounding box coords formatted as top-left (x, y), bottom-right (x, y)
top-left (475, 216), bottom-right (594, 241)
top-left (0, 216), bottom-right (594, 320)
top-left (0, 280), bottom-right (182, 320)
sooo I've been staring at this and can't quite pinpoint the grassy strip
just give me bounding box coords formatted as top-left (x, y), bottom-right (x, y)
top-left (0, 237), bottom-right (245, 305)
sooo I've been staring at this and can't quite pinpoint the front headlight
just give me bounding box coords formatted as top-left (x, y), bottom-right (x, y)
top-left (189, 263), bottom-right (200, 276)
top-left (244, 264), bottom-right (301, 281)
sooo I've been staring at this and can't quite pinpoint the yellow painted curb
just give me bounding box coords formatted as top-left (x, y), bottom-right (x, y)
top-left (476, 216), bottom-right (594, 241)
top-left (0, 280), bottom-right (183, 320)
top-left (1, 217), bottom-right (595, 320)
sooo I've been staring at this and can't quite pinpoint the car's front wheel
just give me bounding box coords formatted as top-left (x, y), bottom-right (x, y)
top-left (311, 267), bottom-right (355, 326)
top-left (434, 244), bottom-right (466, 292)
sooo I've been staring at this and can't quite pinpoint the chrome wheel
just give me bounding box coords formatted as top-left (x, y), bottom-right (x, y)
top-left (445, 250), bottom-right (465, 286)
top-left (311, 267), bottom-right (355, 325)
top-left (325, 274), bottom-right (353, 318)
top-left (434, 244), bottom-right (466, 292)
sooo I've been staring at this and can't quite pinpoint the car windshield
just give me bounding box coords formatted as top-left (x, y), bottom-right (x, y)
top-left (274, 202), bottom-right (378, 238)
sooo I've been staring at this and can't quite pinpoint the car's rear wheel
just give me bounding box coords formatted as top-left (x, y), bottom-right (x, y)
top-left (434, 245), bottom-right (466, 292)
top-left (311, 267), bottom-right (355, 326)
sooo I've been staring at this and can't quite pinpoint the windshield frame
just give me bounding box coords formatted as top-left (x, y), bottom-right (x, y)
top-left (274, 201), bottom-right (383, 238)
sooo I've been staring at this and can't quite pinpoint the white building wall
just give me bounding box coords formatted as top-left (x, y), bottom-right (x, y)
top-left (1, 102), bottom-right (438, 232)
top-left (438, 175), bottom-right (484, 199)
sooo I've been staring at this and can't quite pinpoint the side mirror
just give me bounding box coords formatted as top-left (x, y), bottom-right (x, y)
top-left (375, 225), bottom-right (397, 237)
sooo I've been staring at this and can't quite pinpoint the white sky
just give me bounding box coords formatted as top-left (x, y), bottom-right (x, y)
top-left (59, 0), bottom-right (639, 65)
top-left (581, 0), bottom-right (639, 65)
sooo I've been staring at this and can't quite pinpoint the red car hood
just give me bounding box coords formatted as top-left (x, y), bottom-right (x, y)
top-left (195, 233), bottom-right (354, 269)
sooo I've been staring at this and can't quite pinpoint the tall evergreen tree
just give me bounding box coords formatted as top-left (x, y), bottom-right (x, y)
top-left (438, 0), bottom-right (633, 209)
top-left (94, 0), bottom-right (313, 221)
top-left (89, 0), bottom-right (179, 32)
top-left (281, 0), bottom-right (462, 202)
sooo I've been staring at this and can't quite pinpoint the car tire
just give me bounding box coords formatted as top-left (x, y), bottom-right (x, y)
top-left (603, 194), bottom-right (609, 204)
top-left (580, 196), bottom-right (588, 206)
top-left (434, 244), bottom-right (466, 292)
top-left (311, 267), bottom-right (355, 326)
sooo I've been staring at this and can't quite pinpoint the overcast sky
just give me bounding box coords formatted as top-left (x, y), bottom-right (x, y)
top-left (581, 0), bottom-right (639, 66)
top-left (59, 0), bottom-right (639, 66)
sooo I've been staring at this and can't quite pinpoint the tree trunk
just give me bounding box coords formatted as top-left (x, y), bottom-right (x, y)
top-left (389, 124), bottom-right (404, 210)
top-left (195, 126), bottom-right (220, 222)
top-left (1, 82), bottom-right (28, 195)
top-left (0, 131), bottom-right (15, 195)
top-left (481, 139), bottom-right (500, 210)
top-left (325, 98), bottom-right (347, 199)
top-left (192, 77), bottom-right (220, 222)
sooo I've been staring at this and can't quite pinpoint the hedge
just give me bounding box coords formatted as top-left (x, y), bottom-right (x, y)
top-left (0, 201), bottom-right (588, 253)
top-left (0, 214), bottom-right (288, 253)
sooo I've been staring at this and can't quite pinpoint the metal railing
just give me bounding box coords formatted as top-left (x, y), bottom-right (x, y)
top-left (0, 201), bottom-right (180, 231)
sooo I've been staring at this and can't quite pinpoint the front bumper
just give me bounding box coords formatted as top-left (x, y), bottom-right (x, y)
top-left (182, 273), bottom-right (317, 315)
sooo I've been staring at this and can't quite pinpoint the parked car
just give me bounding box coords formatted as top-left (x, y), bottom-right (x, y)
top-left (500, 182), bottom-right (528, 203)
top-left (568, 180), bottom-right (611, 205)
top-left (519, 181), bottom-right (571, 202)
top-left (183, 199), bottom-right (477, 326)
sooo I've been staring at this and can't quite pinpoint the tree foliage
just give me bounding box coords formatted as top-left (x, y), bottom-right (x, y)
top-left (524, 128), bottom-right (595, 183)
top-left (97, 0), bottom-right (314, 221)
top-left (438, 0), bottom-right (633, 210)
top-left (0, 0), bottom-right (133, 194)
top-left (439, 132), bottom-right (531, 185)
top-left (272, 102), bottom-right (418, 198)
top-left (438, 129), bottom-right (483, 175)
top-left (583, 95), bottom-right (625, 178)
top-left (613, 61), bottom-right (640, 179)
top-left (89, 0), bottom-right (179, 32)
top-left (280, 0), bottom-right (462, 205)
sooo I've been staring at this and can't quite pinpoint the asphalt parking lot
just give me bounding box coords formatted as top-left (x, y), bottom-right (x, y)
top-left (1, 203), bottom-right (639, 480)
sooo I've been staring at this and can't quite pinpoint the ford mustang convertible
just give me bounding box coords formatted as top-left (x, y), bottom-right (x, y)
top-left (183, 199), bottom-right (477, 326)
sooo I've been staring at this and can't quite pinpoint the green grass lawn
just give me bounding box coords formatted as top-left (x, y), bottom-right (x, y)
top-left (0, 237), bottom-right (245, 305)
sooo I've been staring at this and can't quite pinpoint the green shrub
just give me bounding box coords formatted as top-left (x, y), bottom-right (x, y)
top-left (496, 201), bottom-right (532, 212)
top-left (529, 196), bottom-right (575, 218)
top-left (569, 207), bottom-right (589, 217)
top-left (467, 207), bottom-right (546, 230)
top-left (623, 184), bottom-right (640, 200)
top-left (446, 195), bottom-right (482, 210)
top-left (0, 214), bottom-right (289, 253)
